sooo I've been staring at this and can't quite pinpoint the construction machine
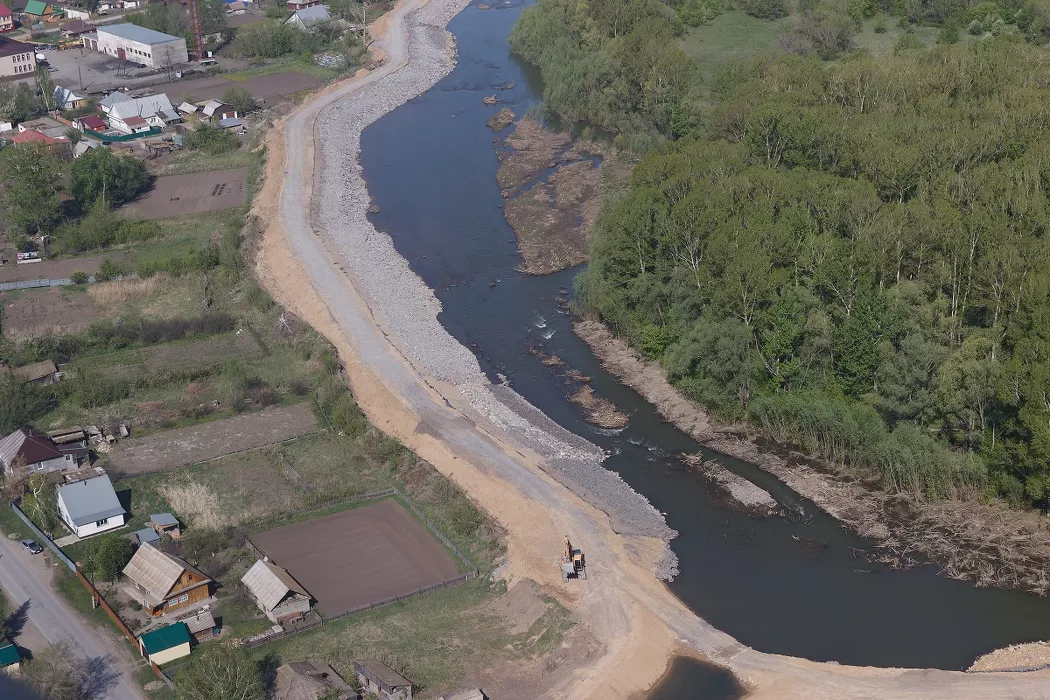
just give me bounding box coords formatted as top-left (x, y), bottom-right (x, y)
top-left (561, 535), bottom-right (587, 580)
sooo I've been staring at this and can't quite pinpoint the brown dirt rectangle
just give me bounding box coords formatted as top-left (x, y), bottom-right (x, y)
top-left (1, 287), bottom-right (102, 340)
top-left (0, 252), bottom-right (116, 284)
top-left (107, 402), bottom-right (319, 477)
top-left (122, 169), bottom-right (248, 220)
top-left (171, 71), bottom-right (325, 104)
top-left (251, 499), bottom-right (461, 617)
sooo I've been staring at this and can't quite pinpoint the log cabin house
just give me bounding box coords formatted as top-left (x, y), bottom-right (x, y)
top-left (123, 542), bottom-right (212, 616)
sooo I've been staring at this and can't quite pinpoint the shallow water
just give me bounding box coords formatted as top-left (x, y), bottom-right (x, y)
top-left (646, 658), bottom-right (745, 700)
top-left (358, 0), bottom-right (1050, 670)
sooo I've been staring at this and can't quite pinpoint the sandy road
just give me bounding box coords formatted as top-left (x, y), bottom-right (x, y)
top-left (257, 0), bottom-right (1050, 697)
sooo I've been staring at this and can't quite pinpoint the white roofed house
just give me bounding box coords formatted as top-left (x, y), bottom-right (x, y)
top-left (241, 559), bottom-right (312, 623)
top-left (56, 474), bottom-right (127, 538)
top-left (99, 90), bottom-right (131, 114)
top-left (201, 100), bottom-right (237, 122)
top-left (286, 4), bottom-right (330, 30)
top-left (106, 93), bottom-right (176, 134)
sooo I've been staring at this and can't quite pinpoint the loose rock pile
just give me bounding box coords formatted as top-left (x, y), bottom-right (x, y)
top-left (311, 0), bottom-right (679, 579)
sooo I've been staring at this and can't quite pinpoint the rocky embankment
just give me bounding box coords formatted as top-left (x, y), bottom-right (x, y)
top-left (305, 0), bottom-right (679, 579)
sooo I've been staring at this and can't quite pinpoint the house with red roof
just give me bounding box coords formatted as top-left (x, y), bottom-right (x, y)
top-left (10, 128), bottom-right (73, 158)
top-left (76, 114), bottom-right (106, 132)
top-left (0, 3), bottom-right (14, 32)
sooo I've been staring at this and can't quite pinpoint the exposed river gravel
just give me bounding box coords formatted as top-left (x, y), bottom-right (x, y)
top-left (355, 0), bottom-right (1050, 679)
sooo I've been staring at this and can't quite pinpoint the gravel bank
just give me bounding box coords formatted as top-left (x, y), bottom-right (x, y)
top-left (681, 454), bottom-right (779, 516)
top-left (308, 0), bottom-right (679, 578)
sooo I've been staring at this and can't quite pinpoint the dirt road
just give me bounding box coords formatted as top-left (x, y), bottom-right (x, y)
top-left (257, 0), bottom-right (1050, 697)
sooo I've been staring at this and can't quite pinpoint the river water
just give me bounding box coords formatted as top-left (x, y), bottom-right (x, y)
top-left (359, 0), bottom-right (1050, 675)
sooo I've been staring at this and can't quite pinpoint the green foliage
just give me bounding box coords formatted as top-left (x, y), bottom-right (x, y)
top-left (228, 19), bottom-right (345, 60)
top-left (69, 147), bottom-right (152, 209)
top-left (893, 30), bottom-right (926, 53)
top-left (65, 366), bottom-right (130, 409)
top-left (130, 0), bottom-right (227, 49)
top-left (21, 474), bottom-right (60, 533)
top-left (92, 537), bottom-right (135, 582)
top-left (579, 40), bottom-right (1050, 506)
top-left (779, 2), bottom-right (856, 59)
top-left (0, 374), bottom-right (56, 434)
top-left (184, 123), bottom-right (240, 156)
top-left (53, 199), bottom-right (160, 254)
top-left (1, 145), bottom-right (64, 235)
top-left (676, 0), bottom-right (727, 26)
top-left (739, 0), bottom-right (788, 18)
top-left (70, 271), bottom-right (88, 284)
top-left (175, 640), bottom-right (265, 700)
top-left (220, 87), bottom-right (256, 115)
top-left (509, 0), bottom-right (699, 137)
top-left (0, 81), bottom-right (40, 122)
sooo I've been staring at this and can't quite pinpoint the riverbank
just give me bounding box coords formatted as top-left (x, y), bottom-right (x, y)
top-left (250, 0), bottom-right (1050, 695)
top-left (573, 319), bottom-right (1050, 596)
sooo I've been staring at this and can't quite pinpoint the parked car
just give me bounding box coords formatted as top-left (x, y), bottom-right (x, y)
top-left (20, 539), bottom-right (43, 555)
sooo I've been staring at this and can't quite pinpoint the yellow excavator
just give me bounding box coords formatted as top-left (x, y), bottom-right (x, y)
top-left (561, 535), bottom-right (587, 581)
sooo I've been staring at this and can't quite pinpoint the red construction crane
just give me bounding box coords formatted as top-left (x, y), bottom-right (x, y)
top-left (187, 0), bottom-right (205, 62)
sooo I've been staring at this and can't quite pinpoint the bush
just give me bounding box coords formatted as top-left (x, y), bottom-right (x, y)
top-left (70, 270), bottom-right (88, 284)
top-left (779, 9), bottom-right (856, 59)
top-left (70, 148), bottom-right (151, 208)
top-left (739, 0), bottom-right (788, 18)
top-left (92, 536), bottom-right (135, 582)
top-left (221, 86), bottom-right (257, 115)
top-left (893, 31), bottom-right (926, 54)
top-left (184, 123), bottom-right (239, 156)
top-left (873, 13), bottom-right (887, 31)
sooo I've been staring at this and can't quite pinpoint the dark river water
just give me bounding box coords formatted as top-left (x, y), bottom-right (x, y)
top-left (359, 0), bottom-right (1050, 677)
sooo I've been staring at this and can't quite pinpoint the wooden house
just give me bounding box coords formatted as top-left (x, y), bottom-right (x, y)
top-left (241, 559), bottom-right (311, 623)
top-left (275, 662), bottom-right (358, 700)
top-left (122, 543), bottom-right (212, 616)
top-left (353, 660), bottom-right (412, 700)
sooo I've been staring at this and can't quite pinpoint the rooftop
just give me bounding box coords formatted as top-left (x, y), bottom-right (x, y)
top-left (353, 660), bottom-right (411, 690)
top-left (139, 623), bottom-right (190, 654)
top-left (0, 3), bottom-right (12, 17)
top-left (150, 513), bottom-right (179, 527)
top-left (0, 641), bottom-right (19, 667)
top-left (57, 474), bottom-right (125, 526)
top-left (0, 428), bottom-right (62, 470)
top-left (0, 36), bottom-right (32, 59)
top-left (12, 359), bottom-right (58, 381)
top-left (97, 22), bottom-right (183, 46)
top-left (134, 527), bottom-right (160, 544)
top-left (123, 542), bottom-right (209, 603)
top-left (241, 559), bottom-right (309, 611)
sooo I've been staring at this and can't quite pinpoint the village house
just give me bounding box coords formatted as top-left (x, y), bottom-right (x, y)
top-left (286, 0), bottom-right (321, 10)
top-left (57, 474), bottom-right (127, 538)
top-left (241, 559), bottom-right (312, 623)
top-left (11, 128), bottom-right (72, 158)
top-left (8, 359), bottom-right (60, 385)
top-left (138, 623), bottom-right (191, 665)
top-left (23, 0), bottom-right (62, 22)
top-left (75, 114), bottom-right (107, 131)
top-left (102, 92), bottom-right (178, 134)
top-left (54, 85), bottom-right (87, 111)
top-left (275, 662), bottom-right (358, 700)
top-left (0, 3), bottom-right (14, 32)
top-left (84, 23), bottom-right (188, 68)
top-left (0, 36), bottom-right (35, 78)
top-left (0, 427), bottom-right (86, 476)
top-left (177, 607), bottom-right (218, 643)
top-left (123, 542), bottom-right (213, 616)
top-left (60, 18), bottom-right (91, 37)
top-left (200, 99), bottom-right (236, 122)
top-left (19, 116), bottom-right (68, 140)
top-left (353, 660), bottom-right (412, 700)
top-left (286, 4), bottom-right (329, 30)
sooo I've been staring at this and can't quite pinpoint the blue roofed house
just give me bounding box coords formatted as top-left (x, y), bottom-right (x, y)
top-left (57, 474), bottom-right (127, 538)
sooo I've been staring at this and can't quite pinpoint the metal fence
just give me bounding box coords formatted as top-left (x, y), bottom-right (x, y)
top-left (1, 277), bottom-right (76, 292)
top-left (8, 502), bottom-right (75, 571)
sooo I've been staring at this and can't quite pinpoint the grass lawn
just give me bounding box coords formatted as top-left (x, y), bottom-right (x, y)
top-left (681, 10), bottom-right (790, 87)
top-left (154, 149), bottom-right (258, 177)
top-left (136, 665), bottom-right (176, 700)
top-left (248, 579), bottom-right (573, 696)
top-left (221, 56), bottom-right (341, 82)
top-left (851, 19), bottom-right (946, 55)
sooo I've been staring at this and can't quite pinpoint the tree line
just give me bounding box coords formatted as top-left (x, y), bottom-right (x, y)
top-left (575, 39), bottom-right (1050, 507)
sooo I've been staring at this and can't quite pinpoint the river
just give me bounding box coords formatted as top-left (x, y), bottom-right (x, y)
top-left (358, 0), bottom-right (1050, 677)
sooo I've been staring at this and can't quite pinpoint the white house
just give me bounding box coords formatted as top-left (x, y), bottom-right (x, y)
top-left (54, 85), bottom-right (87, 111)
top-left (105, 92), bottom-right (176, 133)
top-left (85, 23), bottom-right (188, 69)
top-left (57, 474), bottom-right (127, 538)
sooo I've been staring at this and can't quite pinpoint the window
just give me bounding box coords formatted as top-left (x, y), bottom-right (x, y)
top-left (95, 518), bottom-right (108, 527)
top-left (167, 593), bottom-right (189, 607)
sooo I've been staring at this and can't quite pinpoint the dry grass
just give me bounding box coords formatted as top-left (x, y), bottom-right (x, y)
top-left (158, 480), bottom-right (231, 530)
top-left (88, 276), bottom-right (164, 305)
top-left (568, 386), bottom-right (629, 429)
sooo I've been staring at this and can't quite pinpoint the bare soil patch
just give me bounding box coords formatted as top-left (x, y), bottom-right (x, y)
top-left (504, 177), bottom-right (591, 275)
top-left (484, 578), bottom-right (549, 634)
top-left (969, 641), bottom-right (1050, 672)
top-left (575, 318), bottom-right (1050, 594)
top-left (122, 169), bottom-right (248, 220)
top-left (251, 498), bottom-right (462, 616)
top-left (496, 117), bottom-right (572, 191)
top-left (569, 386), bottom-right (628, 430)
top-left (0, 253), bottom-right (117, 284)
top-left (108, 332), bottom-right (264, 380)
top-left (168, 71), bottom-right (325, 104)
top-left (106, 402), bottom-right (319, 477)
top-left (1, 287), bottom-right (101, 339)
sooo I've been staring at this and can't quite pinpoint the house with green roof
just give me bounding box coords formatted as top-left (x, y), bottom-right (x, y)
top-left (0, 639), bottom-right (21, 673)
top-left (23, 0), bottom-right (62, 21)
top-left (139, 622), bottom-right (191, 665)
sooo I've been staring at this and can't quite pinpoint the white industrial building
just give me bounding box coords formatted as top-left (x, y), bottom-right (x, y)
top-left (84, 23), bottom-right (188, 69)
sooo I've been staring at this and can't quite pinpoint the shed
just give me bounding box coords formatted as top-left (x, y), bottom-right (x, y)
top-left (241, 560), bottom-right (311, 623)
top-left (57, 474), bottom-right (127, 538)
top-left (179, 607), bottom-right (218, 642)
top-left (123, 542), bottom-right (212, 615)
top-left (0, 639), bottom-right (20, 671)
top-left (218, 117), bottom-right (244, 130)
top-left (13, 359), bottom-right (58, 384)
top-left (201, 100), bottom-right (236, 121)
top-left (353, 660), bottom-right (412, 700)
top-left (149, 512), bottom-right (181, 538)
top-left (73, 140), bottom-right (102, 158)
top-left (139, 623), bottom-right (191, 665)
top-left (177, 101), bottom-right (197, 115)
top-left (275, 662), bottom-right (358, 700)
top-left (438, 690), bottom-right (485, 700)
top-left (134, 527), bottom-right (160, 545)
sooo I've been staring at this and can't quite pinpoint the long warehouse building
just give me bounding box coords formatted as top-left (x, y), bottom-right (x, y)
top-left (84, 23), bottom-right (188, 69)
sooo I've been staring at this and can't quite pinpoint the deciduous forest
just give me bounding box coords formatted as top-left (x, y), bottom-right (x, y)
top-left (513, 0), bottom-right (1050, 509)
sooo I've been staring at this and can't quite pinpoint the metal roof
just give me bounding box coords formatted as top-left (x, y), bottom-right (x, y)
top-left (97, 22), bottom-right (182, 46)
top-left (57, 475), bottom-right (125, 526)
top-left (100, 91), bottom-right (131, 110)
top-left (353, 660), bottom-right (411, 690)
top-left (123, 542), bottom-right (187, 601)
top-left (289, 4), bottom-right (329, 24)
top-left (241, 560), bottom-right (309, 611)
top-left (0, 642), bottom-right (19, 667)
top-left (149, 513), bottom-right (178, 526)
top-left (139, 623), bottom-right (190, 654)
top-left (0, 428), bottom-right (62, 470)
top-left (134, 527), bottom-right (160, 544)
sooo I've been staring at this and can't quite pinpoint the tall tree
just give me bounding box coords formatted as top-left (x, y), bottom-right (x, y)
top-left (1, 145), bottom-right (64, 235)
top-left (176, 644), bottom-right (265, 700)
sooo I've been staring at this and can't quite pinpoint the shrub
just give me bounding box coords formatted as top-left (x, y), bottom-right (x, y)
top-left (873, 13), bottom-right (887, 31)
top-left (893, 31), bottom-right (926, 54)
top-left (70, 270), bottom-right (87, 284)
top-left (739, 0), bottom-right (788, 18)
top-left (184, 123), bottom-right (239, 155)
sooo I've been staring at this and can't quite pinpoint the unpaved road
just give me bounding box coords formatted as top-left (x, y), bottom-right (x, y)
top-left (0, 535), bottom-right (146, 700)
top-left (259, 0), bottom-right (1050, 697)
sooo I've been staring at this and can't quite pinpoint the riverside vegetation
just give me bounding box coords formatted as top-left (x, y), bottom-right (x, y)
top-left (510, 0), bottom-right (1050, 583)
